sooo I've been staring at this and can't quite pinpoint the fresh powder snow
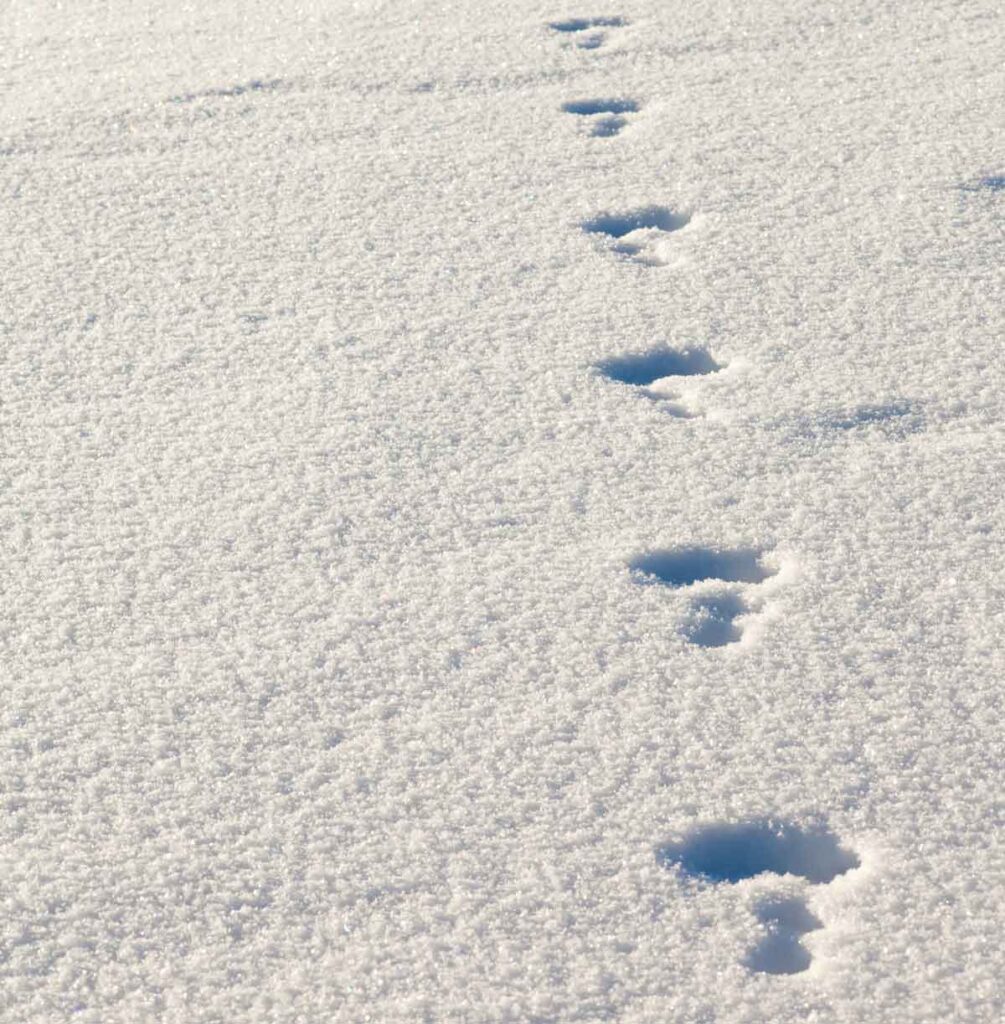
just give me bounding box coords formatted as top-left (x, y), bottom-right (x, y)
top-left (1, 1), bottom-right (1003, 1021)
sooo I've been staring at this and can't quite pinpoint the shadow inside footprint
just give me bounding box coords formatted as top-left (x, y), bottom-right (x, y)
top-left (563, 98), bottom-right (639, 136)
top-left (562, 98), bottom-right (639, 116)
top-left (656, 820), bottom-right (860, 885)
top-left (584, 206), bottom-right (690, 238)
top-left (584, 207), bottom-right (691, 266)
top-left (550, 16), bottom-right (626, 31)
top-left (630, 547), bottom-right (770, 588)
top-left (592, 115), bottom-right (626, 136)
top-left (598, 346), bottom-right (721, 386)
top-left (682, 592), bottom-right (747, 648)
top-left (744, 898), bottom-right (822, 975)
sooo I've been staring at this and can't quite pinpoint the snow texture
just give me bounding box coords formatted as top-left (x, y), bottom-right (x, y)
top-left (1, 0), bottom-right (1003, 1021)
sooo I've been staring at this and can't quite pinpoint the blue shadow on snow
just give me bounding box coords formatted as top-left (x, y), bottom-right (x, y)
top-left (597, 346), bottom-right (721, 386)
top-left (656, 820), bottom-right (860, 885)
top-left (583, 205), bottom-right (690, 238)
top-left (550, 16), bottom-right (626, 32)
top-left (562, 98), bottom-right (639, 116)
top-left (630, 546), bottom-right (770, 588)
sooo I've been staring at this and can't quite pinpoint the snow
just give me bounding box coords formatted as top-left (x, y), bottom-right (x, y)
top-left (1, 0), bottom-right (1003, 1020)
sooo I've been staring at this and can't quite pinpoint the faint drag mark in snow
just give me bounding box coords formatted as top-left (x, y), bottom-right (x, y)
top-left (630, 546), bottom-right (789, 648)
top-left (562, 98), bottom-right (640, 137)
top-left (961, 174), bottom-right (1005, 193)
top-left (548, 15), bottom-right (628, 50)
top-left (780, 400), bottom-right (925, 445)
top-left (596, 345), bottom-right (723, 417)
top-left (169, 78), bottom-right (283, 104)
top-left (657, 819), bottom-right (860, 975)
top-left (822, 400), bottom-right (920, 433)
top-left (583, 206), bottom-right (691, 267)
top-left (238, 311), bottom-right (270, 334)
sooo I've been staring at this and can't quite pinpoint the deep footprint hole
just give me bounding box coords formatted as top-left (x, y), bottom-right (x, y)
top-left (584, 206), bottom-right (691, 238)
top-left (656, 820), bottom-right (860, 885)
top-left (630, 546), bottom-right (771, 588)
top-left (562, 98), bottom-right (639, 116)
top-left (550, 16), bottom-right (627, 32)
top-left (598, 346), bottom-right (721, 386)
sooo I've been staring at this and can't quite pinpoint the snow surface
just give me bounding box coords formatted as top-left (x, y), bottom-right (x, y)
top-left (1, 0), bottom-right (1003, 1020)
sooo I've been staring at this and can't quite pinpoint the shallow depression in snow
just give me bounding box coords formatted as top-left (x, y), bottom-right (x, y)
top-left (681, 592), bottom-right (749, 648)
top-left (744, 897), bottom-right (823, 975)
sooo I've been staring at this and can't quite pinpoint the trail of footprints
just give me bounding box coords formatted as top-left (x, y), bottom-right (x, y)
top-left (546, 14), bottom-right (862, 980)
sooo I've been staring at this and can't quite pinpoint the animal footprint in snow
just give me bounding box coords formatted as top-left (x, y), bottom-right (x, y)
top-left (597, 345), bottom-right (722, 417)
top-left (549, 15), bottom-right (627, 49)
top-left (629, 546), bottom-right (781, 647)
top-left (656, 819), bottom-right (860, 975)
top-left (562, 98), bottom-right (639, 137)
top-left (583, 206), bottom-right (691, 267)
